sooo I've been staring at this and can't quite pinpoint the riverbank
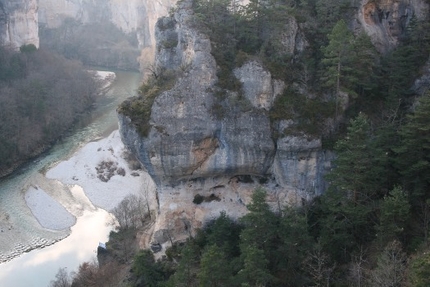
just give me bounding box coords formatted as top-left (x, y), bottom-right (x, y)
top-left (0, 71), bottom-right (116, 180)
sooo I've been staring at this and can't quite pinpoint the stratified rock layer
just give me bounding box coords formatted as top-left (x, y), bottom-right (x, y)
top-left (118, 0), bottom-right (429, 250)
top-left (118, 0), bottom-right (332, 190)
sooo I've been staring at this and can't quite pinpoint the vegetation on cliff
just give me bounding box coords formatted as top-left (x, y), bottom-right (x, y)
top-left (51, 0), bottom-right (430, 285)
top-left (0, 45), bottom-right (101, 175)
top-left (52, 103), bottom-right (430, 285)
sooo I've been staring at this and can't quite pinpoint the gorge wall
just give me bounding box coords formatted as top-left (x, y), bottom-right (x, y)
top-left (38, 0), bottom-right (177, 71)
top-left (118, 0), bottom-right (429, 250)
top-left (118, 0), bottom-right (333, 249)
top-left (0, 0), bottom-right (38, 49)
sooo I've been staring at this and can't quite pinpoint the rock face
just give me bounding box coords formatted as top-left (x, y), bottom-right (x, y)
top-left (0, 0), bottom-right (39, 49)
top-left (119, 5), bottom-right (277, 187)
top-left (38, 0), bottom-right (177, 71)
top-left (358, 0), bottom-right (429, 52)
top-left (118, 0), bottom-right (333, 249)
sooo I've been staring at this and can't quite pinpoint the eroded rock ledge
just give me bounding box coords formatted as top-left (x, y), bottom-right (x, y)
top-left (118, 0), bottom-right (333, 250)
top-left (118, 0), bottom-right (429, 251)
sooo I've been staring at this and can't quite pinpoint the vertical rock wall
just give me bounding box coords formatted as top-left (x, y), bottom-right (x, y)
top-left (38, 0), bottom-right (177, 71)
top-left (0, 0), bottom-right (39, 49)
top-left (358, 0), bottom-right (429, 52)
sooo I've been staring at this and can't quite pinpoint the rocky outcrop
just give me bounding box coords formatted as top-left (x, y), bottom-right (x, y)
top-left (118, 0), bottom-right (333, 250)
top-left (234, 61), bottom-right (285, 111)
top-left (358, 0), bottom-right (429, 52)
top-left (119, 5), bottom-right (277, 187)
top-left (0, 0), bottom-right (39, 49)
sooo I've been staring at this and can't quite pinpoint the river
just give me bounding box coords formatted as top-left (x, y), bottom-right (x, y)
top-left (0, 70), bottom-right (142, 287)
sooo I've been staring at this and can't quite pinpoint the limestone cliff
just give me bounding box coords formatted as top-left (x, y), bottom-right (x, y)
top-left (358, 0), bottom-right (429, 52)
top-left (118, 0), bottom-right (333, 248)
top-left (0, 0), bottom-right (38, 49)
top-left (117, 0), bottom-right (430, 250)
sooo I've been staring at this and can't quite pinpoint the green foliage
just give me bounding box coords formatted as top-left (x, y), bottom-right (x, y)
top-left (270, 87), bottom-right (336, 136)
top-left (409, 249), bottom-right (430, 287)
top-left (377, 186), bottom-right (410, 245)
top-left (19, 44), bottom-right (37, 53)
top-left (240, 188), bottom-right (279, 253)
top-left (117, 69), bottom-right (176, 137)
top-left (193, 194), bottom-right (204, 204)
top-left (327, 113), bottom-right (389, 201)
top-left (394, 94), bottom-right (430, 203)
top-left (204, 211), bottom-right (242, 257)
top-left (133, 250), bottom-right (173, 287)
top-left (165, 242), bottom-right (200, 287)
top-left (198, 244), bottom-right (233, 287)
top-left (321, 20), bottom-right (354, 91)
top-left (237, 244), bottom-right (273, 286)
top-left (275, 207), bottom-right (312, 285)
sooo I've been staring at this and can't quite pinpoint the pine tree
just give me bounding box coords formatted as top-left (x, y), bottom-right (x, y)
top-left (321, 19), bottom-right (354, 117)
top-left (377, 186), bottom-right (410, 245)
top-left (239, 188), bottom-right (279, 255)
top-left (237, 244), bottom-right (273, 287)
top-left (327, 113), bottom-right (387, 202)
top-left (198, 244), bottom-right (233, 287)
top-left (276, 207), bottom-right (312, 285)
top-left (394, 94), bottom-right (430, 203)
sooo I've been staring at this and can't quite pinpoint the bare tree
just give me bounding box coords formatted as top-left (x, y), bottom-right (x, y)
top-left (368, 240), bottom-right (407, 287)
top-left (348, 247), bottom-right (367, 287)
top-left (303, 240), bottom-right (336, 287)
top-left (49, 267), bottom-right (71, 287)
top-left (111, 194), bottom-right (152, 230)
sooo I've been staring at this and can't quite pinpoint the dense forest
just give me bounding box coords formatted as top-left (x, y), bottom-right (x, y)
top-left (50, 0), bottom-right (430, 286)
top-left (0, 45), bottom-right (101, 176)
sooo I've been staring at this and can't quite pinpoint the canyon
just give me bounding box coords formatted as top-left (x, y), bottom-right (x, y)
top-left (0, 0), bottom-right (429, 254)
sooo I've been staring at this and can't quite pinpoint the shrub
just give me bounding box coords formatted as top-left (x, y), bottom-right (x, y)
top-left (193, 194), bottom-right (204, 204)
top-left (117, 69), bottom-right (176, 137)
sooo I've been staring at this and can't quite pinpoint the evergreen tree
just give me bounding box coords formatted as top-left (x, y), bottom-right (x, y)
top-left (237, 244), bottom-right (273, 287)
top-left (349, 32), bottom-right (379, 98)
top-left (239, 189), bottom-right (279, 258)
top-left (321, 19), bottom-right (354, 117)
top-left (132, 250), bottom-right (167, 287)
top-left (198, 244), bottom-right (233, 287)
top-left (320, 113), bottom-right (395, 260)
top-left (327, 113), bottom-right (387, 202)
top-left (276, 207), bottom-right (312, 285)
top-left (394, 94), bottom-right (430, 203)
top-left (205, 211), bottom-right (242, 257)
top-left (166, 243), bottom-right (199, 287)
top-left (377, 186), bottom-right (410, 245)
top-left (315, 0), bottom-right (350, 29)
